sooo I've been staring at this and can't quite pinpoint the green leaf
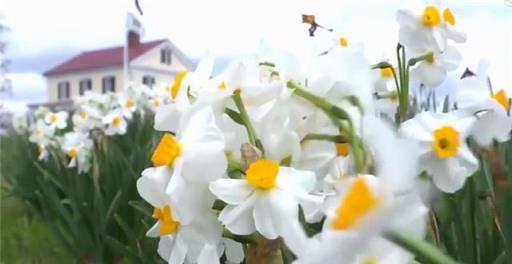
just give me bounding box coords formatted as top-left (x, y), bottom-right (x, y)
top-left (225, 108), bottom-right (244, 125)
top-left (105, 236), bottom-right (142, 263)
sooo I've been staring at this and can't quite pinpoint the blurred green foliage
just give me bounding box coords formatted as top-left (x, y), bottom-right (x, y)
top-left (0, 195), bottom-right (72, 263)
top-left (0, 113), bottom-right (165, 263)
top-left (430, 139), bottom-right (512, 264)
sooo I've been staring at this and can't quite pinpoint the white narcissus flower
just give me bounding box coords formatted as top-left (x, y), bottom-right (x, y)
top-left (147, 96), bottom-right (164, 112)
top-left (456, 62), bottom-right (512, 146)
top-left (151, 105), bottom-right (226, 223)
top-left (410, 46), bottom-right (461, 87)
top-left (396, 0), bottom-right (466, 56)
top-left (45, 111), bottom-right (68, 130)
top-left (61, 132), bottom-right (93, 174)
top-left (154, 56), bottom-right (216, 134)
top-left (72, 106), bottom-right (100, 133)
top-left (373, 66), bottom-right (399, 118)
top-left (102, 110), bottom-right (127, 136)
top-left (400, 111), bottom-right (478, 193)
top-left (282, 175), bottom-right (427, 264)
top-left (296, 111), bottom-right (355, 191)
top-left (118, 95), bottom-right (137, 120)
top-left (29, 120), bottom-right (55, 145)
top-left (210, 159), bottom-right (322, 239)
top-left (136, 167), bottom-right (223, 264)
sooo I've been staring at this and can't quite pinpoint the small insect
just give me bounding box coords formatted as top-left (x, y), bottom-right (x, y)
top-left (301, 14), bottom-right (333, 37)
top-left (460, 68), bottom-right (475, 79)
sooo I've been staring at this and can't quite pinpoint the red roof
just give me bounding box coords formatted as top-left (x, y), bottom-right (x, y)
top-left (44, 39), bottom-right (166, 76)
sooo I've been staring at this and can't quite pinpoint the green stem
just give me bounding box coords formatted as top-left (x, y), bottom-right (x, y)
top-left (300, 133), bottom-right (348, 144)
top-left (287, 81), bottom-right (366, 173)
top-left (232, 89), bottom-right (265, 155)
top-left (286, 81), bottom-right (352, 124)
top-left (385, 229), bottom-right (458, 264)
top-left (468, 176), bottom-right (479, 264)
top-left (222, 229), bottom-right (257, 244)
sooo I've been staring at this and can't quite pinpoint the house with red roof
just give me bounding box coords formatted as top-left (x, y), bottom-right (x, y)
top-left (43, 32), bottom-right (195, 103)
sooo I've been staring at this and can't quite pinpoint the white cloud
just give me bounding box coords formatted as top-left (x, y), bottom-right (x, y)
top-left (4, 72), bottom-right (46, 103)
top-left (1, 0), bottom-right (511, 106)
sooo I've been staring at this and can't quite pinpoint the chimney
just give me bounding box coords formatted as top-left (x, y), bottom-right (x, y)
top-left (128, 31), bottom-right (140, 48)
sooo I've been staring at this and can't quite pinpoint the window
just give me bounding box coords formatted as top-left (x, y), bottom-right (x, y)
top-left (57, 81), bottom-right (70, 100)
top-left (79, 79), bottom-right (92, 95)
top-left (160, 49), bottom-right (172, 65)
top-left (102, 76), bottom-right (116, 93)
top-left (142, 75), bottom-right (155, 88)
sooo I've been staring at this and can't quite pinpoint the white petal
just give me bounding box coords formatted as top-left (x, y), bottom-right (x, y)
top-left (167, 165), bottom-right (214, 224)
top-left (154, 104), bottom-right (180, 132)
top-left (194, 54), bottom-right (214, 83)
top-left (399, 115), bottom-right (432, 142)
top-left (219, 193), bottom-right (258, 235)
top-left (146, 222), bottom-right (160, 238)
top-left (210, 179), bottom-right (255, 205)
top-left (457, 145), bottom-right (479, 176)
top-left (157, 236), bottom-right (174, 261)
top-left (253, 191), bottom-right (280, 239)
top-left (198, 244), bottom-right (220, 264)
top-left (169, 234), bottom-right (188, 264)
top-left (472, 105), bottom-right (512, 146)
top-left (276, 167), bottom-right (316, 194)
top-left (180, 143), bottom-right (227, 183)
top-left (428, 156), bottom-right (469, 193)
top-left (445, 27), bottom-right (467, 43)
top-left (223, 238), bottom-right (245, 263)
top-left (413, 61), bottom-right (446, 87)
top-left (179, 105), bottom-right (223, 144)
top-left (441, 46), bottom-right (462, 71)
top-left (432, 28), bottom-right (447, 52)
top-left (137, 167), bottom-right (169, 208)
top-left (396, 10), bottom-right (417, 27)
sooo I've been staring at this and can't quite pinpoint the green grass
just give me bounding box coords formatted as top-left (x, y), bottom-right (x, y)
top-left (0, 194), bottom-right (73, 264)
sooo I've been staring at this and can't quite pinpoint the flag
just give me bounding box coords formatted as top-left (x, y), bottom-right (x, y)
top-left (126, 12), bottom-right (144, 36)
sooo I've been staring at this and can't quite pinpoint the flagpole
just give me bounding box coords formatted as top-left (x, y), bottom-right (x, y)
top-left (123, 13), bottom-right (129, 91)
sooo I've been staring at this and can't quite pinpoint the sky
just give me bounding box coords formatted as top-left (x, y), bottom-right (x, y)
top-left (1, 0), bottom-right (511, 112)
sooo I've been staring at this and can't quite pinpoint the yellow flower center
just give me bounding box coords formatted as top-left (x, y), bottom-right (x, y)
top-left (151, 133), bottom-right (181, 167)
top-left (380, 67), bottom-right (394, 78)
top-left (422, 6), bottom-right (441, 27)
top-left (49, 114), bottom-right (58, 123)
top-left (443, 8), bottom-right (455, 25)
top-left (339, 37), bottom-right (348, 47)
top-left (67, 147), bottom-right (78, 158)
top-left (152, 98), bottom-right (161, 107)
top-left (336, 143), bottom-right (350, 157)
top-left (124, 99), bottom-right (134, 108)
top-left (246, 159), bottom-right (280, 190)
top-left (111, 116), bottom-right (122, 127)
top-left (363, 257), bottom-right (378, 264)
top-left (218, 81), bottom-right (227, 90)
top-left (170, 71), bottom-right (188, 99)
top-left (432, 126), bottom-right (459, 159)
top-left (331, 176), bottom-right (380, 230)
top-left (493, 89), bottom-right (510, 111)
top-left (79, 111), bottom-right (88, 120)
top-left (152, 205), bottom-right (180, 235)
top-left (35, 128), bottom-right (42, 136)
